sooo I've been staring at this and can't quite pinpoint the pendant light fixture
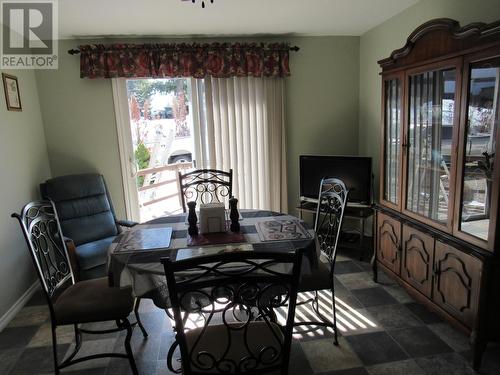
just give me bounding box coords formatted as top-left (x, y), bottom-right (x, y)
top-left (192, 0), bottom-right (214, 8)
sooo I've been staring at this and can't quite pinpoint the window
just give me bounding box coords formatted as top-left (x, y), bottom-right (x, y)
top-left (115, 76), bottom-right (287, 222)
top-left (125, 78), bottom-right (196, 221)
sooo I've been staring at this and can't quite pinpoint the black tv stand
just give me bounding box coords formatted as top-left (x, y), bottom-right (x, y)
top-left (297, 200), bottom-right (374, 260)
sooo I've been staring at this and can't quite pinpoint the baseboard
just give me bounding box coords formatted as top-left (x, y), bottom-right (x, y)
top-left (0, 282), bottom-right (40, 332)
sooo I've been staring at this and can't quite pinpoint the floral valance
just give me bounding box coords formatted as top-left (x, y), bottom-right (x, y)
top-left (79, 43), bottom-right (291, 79)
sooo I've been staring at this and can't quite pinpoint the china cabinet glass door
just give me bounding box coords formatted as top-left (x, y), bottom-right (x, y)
top-left (458, 57), bottom-right (500, 242)
top-left (382, 76), bottom-right (402, 207)
top-left (405, 66), bottom-right (458, 225)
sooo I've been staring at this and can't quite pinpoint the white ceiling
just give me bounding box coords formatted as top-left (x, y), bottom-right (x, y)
top-left (59, 0), bottom-right (419, 39)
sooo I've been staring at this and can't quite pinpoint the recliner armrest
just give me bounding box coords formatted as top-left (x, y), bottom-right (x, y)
top-left (116, 219), bottom-right (138, 228)
top-left (63, 237), bottom-right (81, 282)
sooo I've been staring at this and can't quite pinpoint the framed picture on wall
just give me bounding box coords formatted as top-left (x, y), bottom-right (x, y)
top-left (2, 73), bottom-right (22, 111)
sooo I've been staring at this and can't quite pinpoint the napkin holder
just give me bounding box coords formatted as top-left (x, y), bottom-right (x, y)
top-left (199, 203), bottom-right (226, 234)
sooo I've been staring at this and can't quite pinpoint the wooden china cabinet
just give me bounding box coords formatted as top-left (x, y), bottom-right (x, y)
top-left (373, 18), bottom-right (500, 369)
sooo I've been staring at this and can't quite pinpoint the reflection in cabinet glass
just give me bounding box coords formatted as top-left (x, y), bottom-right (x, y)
top-left (406, 69), bottom-right (456, 223)
top-left (384, 79), bottom-right (402, 204)
top-left (460, 58), bottom-right (500, 240)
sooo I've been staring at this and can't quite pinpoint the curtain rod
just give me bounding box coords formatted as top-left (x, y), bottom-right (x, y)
top-left (68, 45), bottom-right (300, 55)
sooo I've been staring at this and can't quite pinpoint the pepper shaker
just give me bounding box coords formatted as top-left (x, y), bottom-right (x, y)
top-left (187, 201), bottom-right (198, 236)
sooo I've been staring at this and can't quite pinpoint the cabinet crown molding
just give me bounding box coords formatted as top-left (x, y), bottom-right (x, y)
top-left (378, 18), bottom-right (500, 69)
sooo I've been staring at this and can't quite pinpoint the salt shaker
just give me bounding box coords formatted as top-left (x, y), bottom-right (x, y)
top-left (229, 197), bottom-right (240, 232)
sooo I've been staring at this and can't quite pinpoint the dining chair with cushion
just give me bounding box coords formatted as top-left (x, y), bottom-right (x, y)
top-left (12, 201), bottom-right (138, 375)
top-left (177, 168), bottom-right (233, 212)
top-left (39, 173), bottom-right (148, 338)
top-left (295, 177), bottom-right (348, 345)
top-left (162, 250), bottom-right (303, 375)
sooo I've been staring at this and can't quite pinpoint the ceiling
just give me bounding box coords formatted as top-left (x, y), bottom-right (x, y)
top-left (59, 0), bottom-right (419, 39)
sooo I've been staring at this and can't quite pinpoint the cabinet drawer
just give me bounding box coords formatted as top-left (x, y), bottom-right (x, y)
top-left (433, 241), bottom-right (482, 328)
top-left (377, 212), bottom-right (402, 275)
top-left (402, 225), bottom-right (434, 298)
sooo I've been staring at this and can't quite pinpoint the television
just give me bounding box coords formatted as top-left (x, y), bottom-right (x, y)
top-left (299, 155), bottom-right (372, 205)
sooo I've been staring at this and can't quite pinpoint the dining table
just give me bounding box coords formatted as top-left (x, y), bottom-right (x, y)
top-left (107, 209), bottom-right (320, 309)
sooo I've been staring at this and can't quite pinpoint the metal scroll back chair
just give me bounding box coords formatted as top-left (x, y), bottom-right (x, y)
top-left (40, 173), bottom-right (147, 339)
top-left (162, 250), bottom-right (304, 375)
top-left (315, 178), bottom-right (348, 262)
top-left (295, 177), bottom-right (348, 345)
top-left (12, 201), bottom-right (138, 375)
top-left (178, 169), bottom-right (233, 212)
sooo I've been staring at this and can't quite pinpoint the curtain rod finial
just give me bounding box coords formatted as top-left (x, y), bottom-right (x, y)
top-left (68, 49), bottom-right (80, 55)
top-left (290, 46), bottom-right (300, 52)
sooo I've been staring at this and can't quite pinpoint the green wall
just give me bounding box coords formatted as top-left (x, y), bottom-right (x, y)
top-left (36, 36), bottom-right (360, 218)
top-left (358, 0), bottom-right (500, 197)
top-left (285, 36), bottom-right (359, 213)
top-left (0, 69), bottom-right (51, 322)
top-left (36, 40), bottom-right (125, 217)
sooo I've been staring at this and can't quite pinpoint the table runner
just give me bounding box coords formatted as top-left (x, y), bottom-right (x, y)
top-left (107, 210), bottom-right (318, 308)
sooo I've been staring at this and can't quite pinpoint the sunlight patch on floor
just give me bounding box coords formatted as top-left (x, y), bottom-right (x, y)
top-left (289, 289), bottom-right (377, 339)
top-left (167, 289), bottom-right (377, 340)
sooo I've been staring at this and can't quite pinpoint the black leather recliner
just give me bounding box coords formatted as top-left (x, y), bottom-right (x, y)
top-left (40, 173), bottom-right (137, 280)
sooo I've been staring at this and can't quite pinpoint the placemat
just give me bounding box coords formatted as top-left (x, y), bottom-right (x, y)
top-left (256, 219), bottom-right (312, 241)
top-left (114, 227), bottom-right (172, 253)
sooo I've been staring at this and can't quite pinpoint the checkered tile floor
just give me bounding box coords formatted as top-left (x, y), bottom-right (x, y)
top-left (1, 247), bottom-right (500, 374)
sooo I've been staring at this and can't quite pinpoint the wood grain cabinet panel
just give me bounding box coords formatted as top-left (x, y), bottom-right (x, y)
top-left (433, 241), bottom-right (482, 328)
top-left (402, 225), bottom-right (434, 298)
top-left (377, 212), bottom-right (402, 275)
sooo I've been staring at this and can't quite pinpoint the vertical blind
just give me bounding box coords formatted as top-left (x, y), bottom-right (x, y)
top-left (193, 76), bottom-right (287, 212)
